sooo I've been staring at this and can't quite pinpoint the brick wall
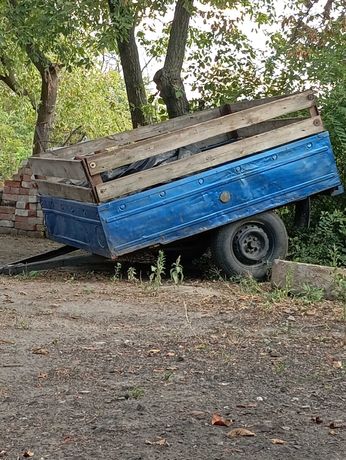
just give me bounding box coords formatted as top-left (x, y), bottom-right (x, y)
top-left (0, 160), bottom-right (45, 238)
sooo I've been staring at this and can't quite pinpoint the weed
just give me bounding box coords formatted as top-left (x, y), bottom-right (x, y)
top-left (16, 270), bottom-right (40, 280)
top-left (112, 262), bottom-right (122, 281)
top-left (128, 387), bottom-right (144, 399)
top-left (274, 360), bottom-right (287, 374)
top-left (15, 318), bottom-right (30, 330)
top-left (149, 250), bottom-right (165, 287)
top-left (127, 266), bottom-right (138, 282)
top-left (237, 274), bottom-right (262, 295)
top-left (297, 283), bottom-right (324, 304)
top-left (163, 371), bottom-right (174, 381)
top-left (205, 265), bottom-right (225, 281)
top-left (170, 255), bottom-right (184, 285)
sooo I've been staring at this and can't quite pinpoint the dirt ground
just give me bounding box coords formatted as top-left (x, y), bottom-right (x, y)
top-left (0, 235), bottom-right (345, 460)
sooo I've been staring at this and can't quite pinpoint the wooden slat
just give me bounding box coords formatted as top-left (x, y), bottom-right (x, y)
top-left (236, 117), bottom-right (307, 138)
top-left (42, 94), bottom-right (290, 160)
top-left (30, 158), bottom-right (87, 180)
top-left (95, 116), bottom-right (324, 202)
top-left (44, 107), bottom-right (224, 160)
top-left (36, 180), bottom-right (95, 202)
top-left (87, 90), bottom-right (315, 175)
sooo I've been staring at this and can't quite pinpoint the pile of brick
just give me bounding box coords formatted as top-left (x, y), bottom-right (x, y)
top-left (0, 160), bottom-right (45, 238)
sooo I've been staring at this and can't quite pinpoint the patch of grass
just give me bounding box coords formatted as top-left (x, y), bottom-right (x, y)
top-left (128, 386), bottom-right (145, 400)
top-left (16, 270), bottom-right (40, 280)
top-left (297, 283), bottom-right (325, 304)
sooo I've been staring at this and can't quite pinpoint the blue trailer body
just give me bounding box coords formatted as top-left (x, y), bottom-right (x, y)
top-left (40, 132), bottom-right (343, 259)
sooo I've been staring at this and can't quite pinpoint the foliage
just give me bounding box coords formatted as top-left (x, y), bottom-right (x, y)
top-left (0, 66), bottom-right (130, 180)
top-left (170, 255), bottom-right (184, 284)
top-left (52, 68), bottom-right (131, 146)
top-left (149, 250), bottom-right (166, 287)
top-left (289, 210), bottom-right (346, 267)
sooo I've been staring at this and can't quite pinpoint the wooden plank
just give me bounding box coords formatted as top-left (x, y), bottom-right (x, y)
top-left (95, 116), bottom-right (324, 202)
top-left (35, 180), bottom-right (95, 202)
top-left (30, 158), bottom-right (87, 180)
top-left (87, 90), bottom-right (315, 175)
top-left (44, 107), bottom-right (224, 160)
top-left (237, 117), bottom-right (307, 138)
top-left (42, 93), bottom-right (291, 160)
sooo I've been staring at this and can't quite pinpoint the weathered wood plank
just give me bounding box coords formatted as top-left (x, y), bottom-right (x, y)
top-left (42, 93), bottom-right (291, 160)
top-left (87, 90), bottom-right (315, 175)
top-left (95, 116), bottom-right (324, 202)
top-left (30, 158), bottom-right (87, 180)
top-left (36, 180), bottom-right (95, 202)
top-left (44, 107), bottom-right (224, 160)
top-left (237, 117), bottom-right (307, 138)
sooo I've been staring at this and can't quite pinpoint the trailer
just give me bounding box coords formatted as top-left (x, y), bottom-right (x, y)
top-left (25, 90), bottom-right (343, 279)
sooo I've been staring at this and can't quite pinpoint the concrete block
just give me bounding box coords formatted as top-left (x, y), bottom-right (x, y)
top-left (271, 259), bottom-right (346, 300)
top-left (0, 220), bottom-right (14, 228)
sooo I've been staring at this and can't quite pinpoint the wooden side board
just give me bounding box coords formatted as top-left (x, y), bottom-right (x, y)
top-left (95, 116), bottom-right (324, 202)
top-left (30, 158), bottom-right (87, 181)
top-left (42, 93), bottom-right (290, 160)
top-left (87, 90), bottom-right (315, 175)
top-left (35, 180), bottom-right (95, 202)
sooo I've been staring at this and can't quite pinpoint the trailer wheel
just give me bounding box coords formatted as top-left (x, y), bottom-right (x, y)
top-left (211, 212), bottom-right (288, 280)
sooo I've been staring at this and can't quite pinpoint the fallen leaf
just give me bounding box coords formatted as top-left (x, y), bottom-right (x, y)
top-left (329, 420), bottom-right (345, 429)
top-left (0, 450), bottom-right (6, 457)
top-left (332, 360), bottom-right (343, 369)
top-left (145, 437), bottom-right (168, 446)
top-left (148, 349), bottom-right (161, 355)
top-left (190, 410), bottom-right (205, 419)
top-left (211, 413), bottom-right (233, 427)
top-left (32, 347), bottom-right (49, 356)
top-left (329, 430), bottom-right (337, 436)
top-left (236, 403), bottom-right (257, 408)
top-left (37, 372), bottom-right (48, 379)
top-left (271, 438), bottom-right (287, 445)
top-left (23, 450), bottom-right (34, 457)
top-left (227, 428), bottom-right (256, 438)
top-left (311, 416), bottom-right (323, 424)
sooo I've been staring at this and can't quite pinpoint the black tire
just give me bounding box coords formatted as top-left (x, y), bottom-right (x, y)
top-left (211, 212), bottom-right (288, 280)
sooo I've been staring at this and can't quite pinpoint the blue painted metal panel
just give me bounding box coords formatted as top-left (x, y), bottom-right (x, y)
top-left (41, 132), bottom-right (343, 258)
top-left (40, 197), bottom-right (111, 257)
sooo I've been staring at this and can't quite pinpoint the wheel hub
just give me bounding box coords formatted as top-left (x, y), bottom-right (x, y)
top-left (234, 225), bottom-right (270, 262)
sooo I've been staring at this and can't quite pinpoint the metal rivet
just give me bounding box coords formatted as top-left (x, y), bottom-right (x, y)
top-left (219, 191), bottom-right (231, 203)
top-left (89, 162), bottom-right (96, 169)
top-left (307, 143), bottom-right (312, 149)
top-left (159, 191), bottom-right (166, 197)
top-left (272, 154), bottom-right (277, 160)
top-left (120, 204), bottom-right (126, 210)
top-left (313, 119), bottom-right (320, 126)
top-left (235, 167), bottom-right (241, 173)
top-left (198, 178), bottom-right (204, 185)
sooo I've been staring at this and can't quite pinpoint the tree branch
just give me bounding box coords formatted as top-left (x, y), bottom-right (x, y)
top-left (323, 0), bottom-right (334, 20)
top-left (0, 56), bottom-right (36, 109)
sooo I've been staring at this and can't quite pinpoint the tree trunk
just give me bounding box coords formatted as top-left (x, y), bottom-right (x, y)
top-left (153, 0), bottom-right (193, 118)
top-left (108, 0), bottom-right (149, 128)
top-left (32, 64), bottom-right (59, 156)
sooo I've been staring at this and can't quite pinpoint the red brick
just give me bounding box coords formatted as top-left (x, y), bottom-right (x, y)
top-left (0, 206), bottom-right (15, 214)
top-left (22, 174), bottom-right (33, 181)
top-left (19, 188), bottom-right (30, 195)
top-left (28, 203), bottom-right (37, 210)
top-left (4, 186), bottom-right (20, 194)
top-left (0, 213), bottom-right (15, 221)
top-left (12, 174), bottom-right (22, 181)
top-left (4, 180), bottom-right (21, 187)
top-left (15, 221), bottom-right (36, 231)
